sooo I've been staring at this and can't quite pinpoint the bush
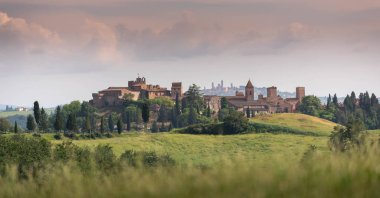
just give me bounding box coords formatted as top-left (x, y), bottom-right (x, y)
top-left (64, 132), bottom-right (78, 140)
top-left (105, 132), bottom-right (113, 138)
top-left (94, 145), bottom-right (116, 171)
top-left (181, 123), bottom-right (224, 135)
top-left (53, 133), bottom-right (62, 140)
top-left (32, 133), bottom-right (41, 137)
top-left (120, 150), bottom-right (175, 167)
top-left (222, 111), bottom-right (248, 134)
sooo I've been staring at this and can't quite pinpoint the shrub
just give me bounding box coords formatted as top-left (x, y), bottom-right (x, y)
top-left (222, 111), bottom-right (248, 134)
top-left (105, 132), bottom-right (113, 138)
top-left (119, 150), bottom-right (175, 167)
top-left (53, 133), bottom-right (62, 140)
top-left (94, 145), bottom-right (116, 171)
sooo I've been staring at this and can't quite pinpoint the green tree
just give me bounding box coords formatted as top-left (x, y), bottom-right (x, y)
top-left (39, 108), bottom-right (49, 132)
top-left (66, 113), bottom-right (77, 132)
top-left (326, 94), bottom-right (332, 109)
top-left (26, 115), bottom-right (36, 132)
top-left (333, 94), bottom-right (338, 106)
top-left (83, 115), bottom-right (91, 133)
top-left (0, 118), bottom-right (11, 132)
top-left (175, 92), bottom-right (181, 116)
top-left (329, 119), bottom-right (366, 152)
top-left (14, 121), bottom-right (18, 133)
top-left (108, 114), bottom-right (114, 132)
top-left (206, 104), bottom-right (211, 118)
top-left (299, 96), bottom-right (322, 116)
top-left (54, 106), bottom-right (63, 132)
top-left (184, 84), bottom-right (203, 113)
top-left (33, 101), bottom-right (41, 125)
top-left (188, 106), bottom-right (197, 125)
top-left (223, 110), bottom-right (248, 134)
top-left (100, 116), bottom-right (105, 133)
top-left (246, 107), bottom-right (250, 118)
top-left (141, 102), bottom-right (150, 124)
top-left (151, 121), bottom-right (159, 133)
top-left (117, 118), bottom-right (123, 134)
top-left (221, 97), bottom-right (228, 109)
top-left (158, 105), bottom-right (167, 122)
top-left (126, 111), bottom-right (131, 131)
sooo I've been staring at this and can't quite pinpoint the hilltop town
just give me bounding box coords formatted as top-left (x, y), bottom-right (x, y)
top-left (90, 76), bottom-right (305, 117)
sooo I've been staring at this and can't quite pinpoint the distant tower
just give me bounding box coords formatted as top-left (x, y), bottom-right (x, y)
top-left (296, 87), bottom-right (305, 101)
top-left (212, 82), bottom-right (215, 90)
top-left (221, 80), bottom-right (224, 89)
top-left (171, 82), bottom-right (183, 99)
top-left (267, 86), bottom-right (278, 99)
top-left (245, 79), bottom-right (254, 101)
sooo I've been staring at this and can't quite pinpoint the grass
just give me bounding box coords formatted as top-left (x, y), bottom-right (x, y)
top-left (38, 132), bottom-right (329, 166)
top-left (0, 111), bottom-right (32, 118)
top-left (250, 113), bottom-right (337, 136)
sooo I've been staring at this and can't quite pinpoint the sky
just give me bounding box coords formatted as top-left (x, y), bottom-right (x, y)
top-left (0, 0), bottom-right (379, 107)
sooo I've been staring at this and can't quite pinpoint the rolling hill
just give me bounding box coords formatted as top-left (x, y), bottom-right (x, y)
top-left (250, 113), bottom-right (338, 136)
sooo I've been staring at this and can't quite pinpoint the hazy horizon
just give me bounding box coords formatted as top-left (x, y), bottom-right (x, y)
top-left (1, 0), bottom-right (379, 107)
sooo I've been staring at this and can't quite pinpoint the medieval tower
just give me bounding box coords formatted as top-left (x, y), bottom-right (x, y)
top-left (245, 80), bottom-right (254, 101)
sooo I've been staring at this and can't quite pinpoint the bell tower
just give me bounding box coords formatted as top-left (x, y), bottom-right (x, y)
top-left (245, 79), bottom-right (254, 101)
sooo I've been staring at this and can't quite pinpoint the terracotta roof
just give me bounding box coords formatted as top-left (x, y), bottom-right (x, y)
top-left (246, 80), bottom-right (254, 88)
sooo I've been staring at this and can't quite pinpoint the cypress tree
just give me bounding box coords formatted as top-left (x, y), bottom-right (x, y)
top-left (100, 116), bottom-right (105, 133)
top-left (117, 118), bottom-right (123, 134)
top-left (126, 111), bottom-right (131, 131)
top-left (246, 107), bottom-right (251, 118)
top-left (33, 101), bottom-right (41, 125)
top-left (40, 108), bottom-right (49, 132)
top-left (333, 94), bottom-right (338, 106)
top-left (175, 93), bottom-right (181, 116)
top-left (108, 114), bottom-right (114, 132)
top-left (206, 104), bottom-right (211, 118)
top-left (14, 121), bottom-right (18, 133)
top-left (188, 106), bottom-right (197, 125)
top-left (66, 113), bottom-right (77, 132)
top-left (371, 93), bottom-right (379, 106)
top-left (54, 106), bottom-right (63, 132)
top-left (141, 102), bottom-right (150, 124)
top-left (27, 115), bottom-right (36, 132)
top-left (327, 94), bottom-right (332, 109)
top-left (83, 115), bottom-right (91, 132)
top-left (151, 121), bottom-right (158, 133)
top-left (221, 97), bottom-right (228, 109)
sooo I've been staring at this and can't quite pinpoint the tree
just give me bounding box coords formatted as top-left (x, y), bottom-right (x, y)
top-left (184, 84), bottom-right (203, 113)
top-left (14, 121), bottom-right (18, 133)
top-left (326, 94), bottom-right (332, 109)
top-left (66, 113), bottom-right (77, 132)
top-left (108, 114), bottom-right (114, 132)
top-left (117, 118), bottom-right (123, 134)
top-left (100, 116), bottom-right (105, 133)
top-left (333, 94), bottom-right (338, 106)
top-left (0, 118), bottom-right (11, 132)
top-left (27, 115), bottom-right (36, 132)
top-left (175, 92), bottom-right (181, 116)
top-left (206, 104), bottom-right (211, 118)
top-left (39, 108), bottom-right (49, 132)
top-left (298, 96), bottom-right (322, 116)
top-left (329, 118), bottom-right (366, 152)
top-left (33, 101), bottom-right (41, 125)
top-left (54, 106), bottom-right (63, 132)
top-left (188, 106), bottom-right (197, 125)
top-left (158, 105), bottom-right (167, 122)
top-left (141, 102), bottom-right (150, 124)
top-left (221, 97), bottom-right (228, 109)
top-left (83, 115), bottom-right (91, 133)
top-left (371, 93), bottom-right (379, 106)
top-left (151, 121), bottom-right (159, 133)
top-left (223, 110), bottom-right (248, 134)
top-left (126, 111), bottom-right (131, 131)
top-left (246, 107), bottom-right (251, 118)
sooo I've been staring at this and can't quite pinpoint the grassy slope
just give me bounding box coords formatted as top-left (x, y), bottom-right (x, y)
top-left (0, 111), bottom-right (32, 118)
top-left (250, 113), bottom-right (337, 136)
top-left (44, 132), bottom-right (329, 166)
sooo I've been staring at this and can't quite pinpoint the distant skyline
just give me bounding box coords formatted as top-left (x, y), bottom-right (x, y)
top-left (1, 0), bottom-right (379, 107)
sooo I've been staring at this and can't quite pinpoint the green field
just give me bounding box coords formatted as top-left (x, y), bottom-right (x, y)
top-left (44, 133), bottom-right (328, 166)
top-left (0, 111), bottom-right (32, 118)
top-left (251, 113), bottom-right (337, 136)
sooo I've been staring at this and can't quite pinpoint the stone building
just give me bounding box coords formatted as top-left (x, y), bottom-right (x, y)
top-left (90, 76), bottom-right (180, 109)
top-left (225, 80), bottom-right (305, 117)
top-left (171, 82), bottom-right (183, 99)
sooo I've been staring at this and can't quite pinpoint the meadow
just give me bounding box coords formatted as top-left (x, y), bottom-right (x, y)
top-left (1, 113), bottom-right (380, 197)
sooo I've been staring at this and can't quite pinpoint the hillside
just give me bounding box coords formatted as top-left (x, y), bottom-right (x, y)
top-left (250, 113), bottom-right (338, 136)
top-left (43, 132), bottom-right (329, 166)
